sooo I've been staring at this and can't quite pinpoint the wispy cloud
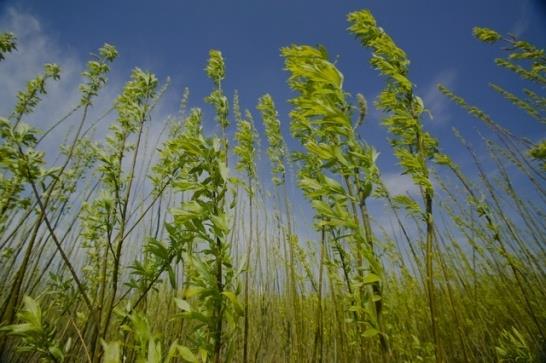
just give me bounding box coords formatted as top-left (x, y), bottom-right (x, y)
top-left (0, 8), bottom-right (173, 170)
top-left (0, 8), bottom-right (83, 122)
top-left (422, 69), bottom-right (457, 125)
top-left (511, 0), bottom-right (531, 36)
top-left (382, 172), bottom-right (419, 196)
top-left (0, 8), bottom-right (190, 260)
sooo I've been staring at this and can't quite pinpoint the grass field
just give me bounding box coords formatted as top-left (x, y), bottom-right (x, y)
top-left (0, 8), bottom-right (544, 363)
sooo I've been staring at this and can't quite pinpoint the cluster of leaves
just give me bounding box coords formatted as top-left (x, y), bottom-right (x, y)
top-left (257, 95), bottom-right (287, 186)
top-left (473, 26), bottom-right (545, 171)
top-left (0, 32), bottom-right (16, 61)
top-left (233, 102), bottom-right (257, 187)
top-left (146, 51), bottom-right (242, 361)
top-left (165, 116), bottom-right (241, 360)
top-left (101, 310), bottom-right (199, 363)
top-left (81, 67), bottom-right (158, 301)
top-left (282, 43), bottom-right (385, 348)
top-left (0, 296), bottom-right (69, 362)
top-left (348, 9), bottom-right (439, 195)
top-left (495, 327), bottom-right (536, 362)
top-left (205, 50), bottom-right (229, 131)
top-left (348, 9), bottom-right (448, 358)
top-left (0, 63), bottom-right (60, 231)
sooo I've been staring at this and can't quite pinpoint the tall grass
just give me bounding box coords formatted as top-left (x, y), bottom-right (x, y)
top-left (0, 8), bottom-right (544, 363)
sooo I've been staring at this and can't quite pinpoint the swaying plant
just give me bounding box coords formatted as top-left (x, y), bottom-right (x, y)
top-left (349, 9), bottom-right (443, 360)
top-left (81, 66), bottom-right (158, 359)
top-left (0, 32), bottom-right (16, 61)
top-left (105, 310), bottom-right (198, 363)
top-left (256, 94), bottom-right (303, 359)
top-left (165, 117), bottom-right (241, 362)
top-left (282, 43), bottom-right (388, 361)
top-left (148, 50), bottom-right (242, 363)
top-left (233, 95), bottom-right (257, 363)
top-left (257, 95), bottom-right (287, 187)
top-left (495, 327), bottom-right (535, 363)
top-left (1, 296), bottom-right (69, 362)
top-left (437, 24), bottom-right (546, 344)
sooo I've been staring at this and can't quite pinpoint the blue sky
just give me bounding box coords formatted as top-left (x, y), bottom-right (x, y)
top-left (1, 0), bottom-right (544, 147)
top-left (0, 0), bottom-right (544, 239)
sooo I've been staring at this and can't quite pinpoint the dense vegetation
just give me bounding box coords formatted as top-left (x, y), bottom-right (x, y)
top-left (0, 8), bottom-right (544, 363)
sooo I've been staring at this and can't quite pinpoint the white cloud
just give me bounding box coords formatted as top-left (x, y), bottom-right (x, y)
top-left (511, 0), bottom-right (531, 36)
top-left (0, 8), bottom-right (175, 170)
top-left (0, 8), bottom-right (123, 169)
top-left (0, 8), bottom-right (83, 123)
top-left (382, 171), bottom-right (419, 196)
top-left (422, 69), bottom-right (457, 125)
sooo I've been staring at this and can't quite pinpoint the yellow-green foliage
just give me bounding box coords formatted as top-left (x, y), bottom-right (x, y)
top-left (0, 10), bottom-right (544, 363)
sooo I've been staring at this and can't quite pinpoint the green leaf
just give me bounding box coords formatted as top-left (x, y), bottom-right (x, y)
top-left (211, 213), bottom-right (229, 234)
top-left (222, 291), bottom-right (243, 316)
top-left (167, 265), bottom-right (177, 289)
top-left (363, 328), bottom-right (380, 338)
top-left (101, 340), bottom-right (121, 363)
top-left (147, 339), bottom-right (162, 363)
top-left (175, 344), bottom-right (198, 362)
top-left (63, 337), bottom-right (73, 354)
top-left (473, 27), bottom-right (502, 43)
top-left (174, 298), bottom-right (192, 312)
top-left (21, 295), bottom-right (42, 327)
top-left (362, 273), bottom-right (381, 285)
top-left (48, 346), bottom-right (64, 362)
top-left (218, 159), bottom-right (228, 181)
top-left (205, 49), bottom-right (225, 86)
